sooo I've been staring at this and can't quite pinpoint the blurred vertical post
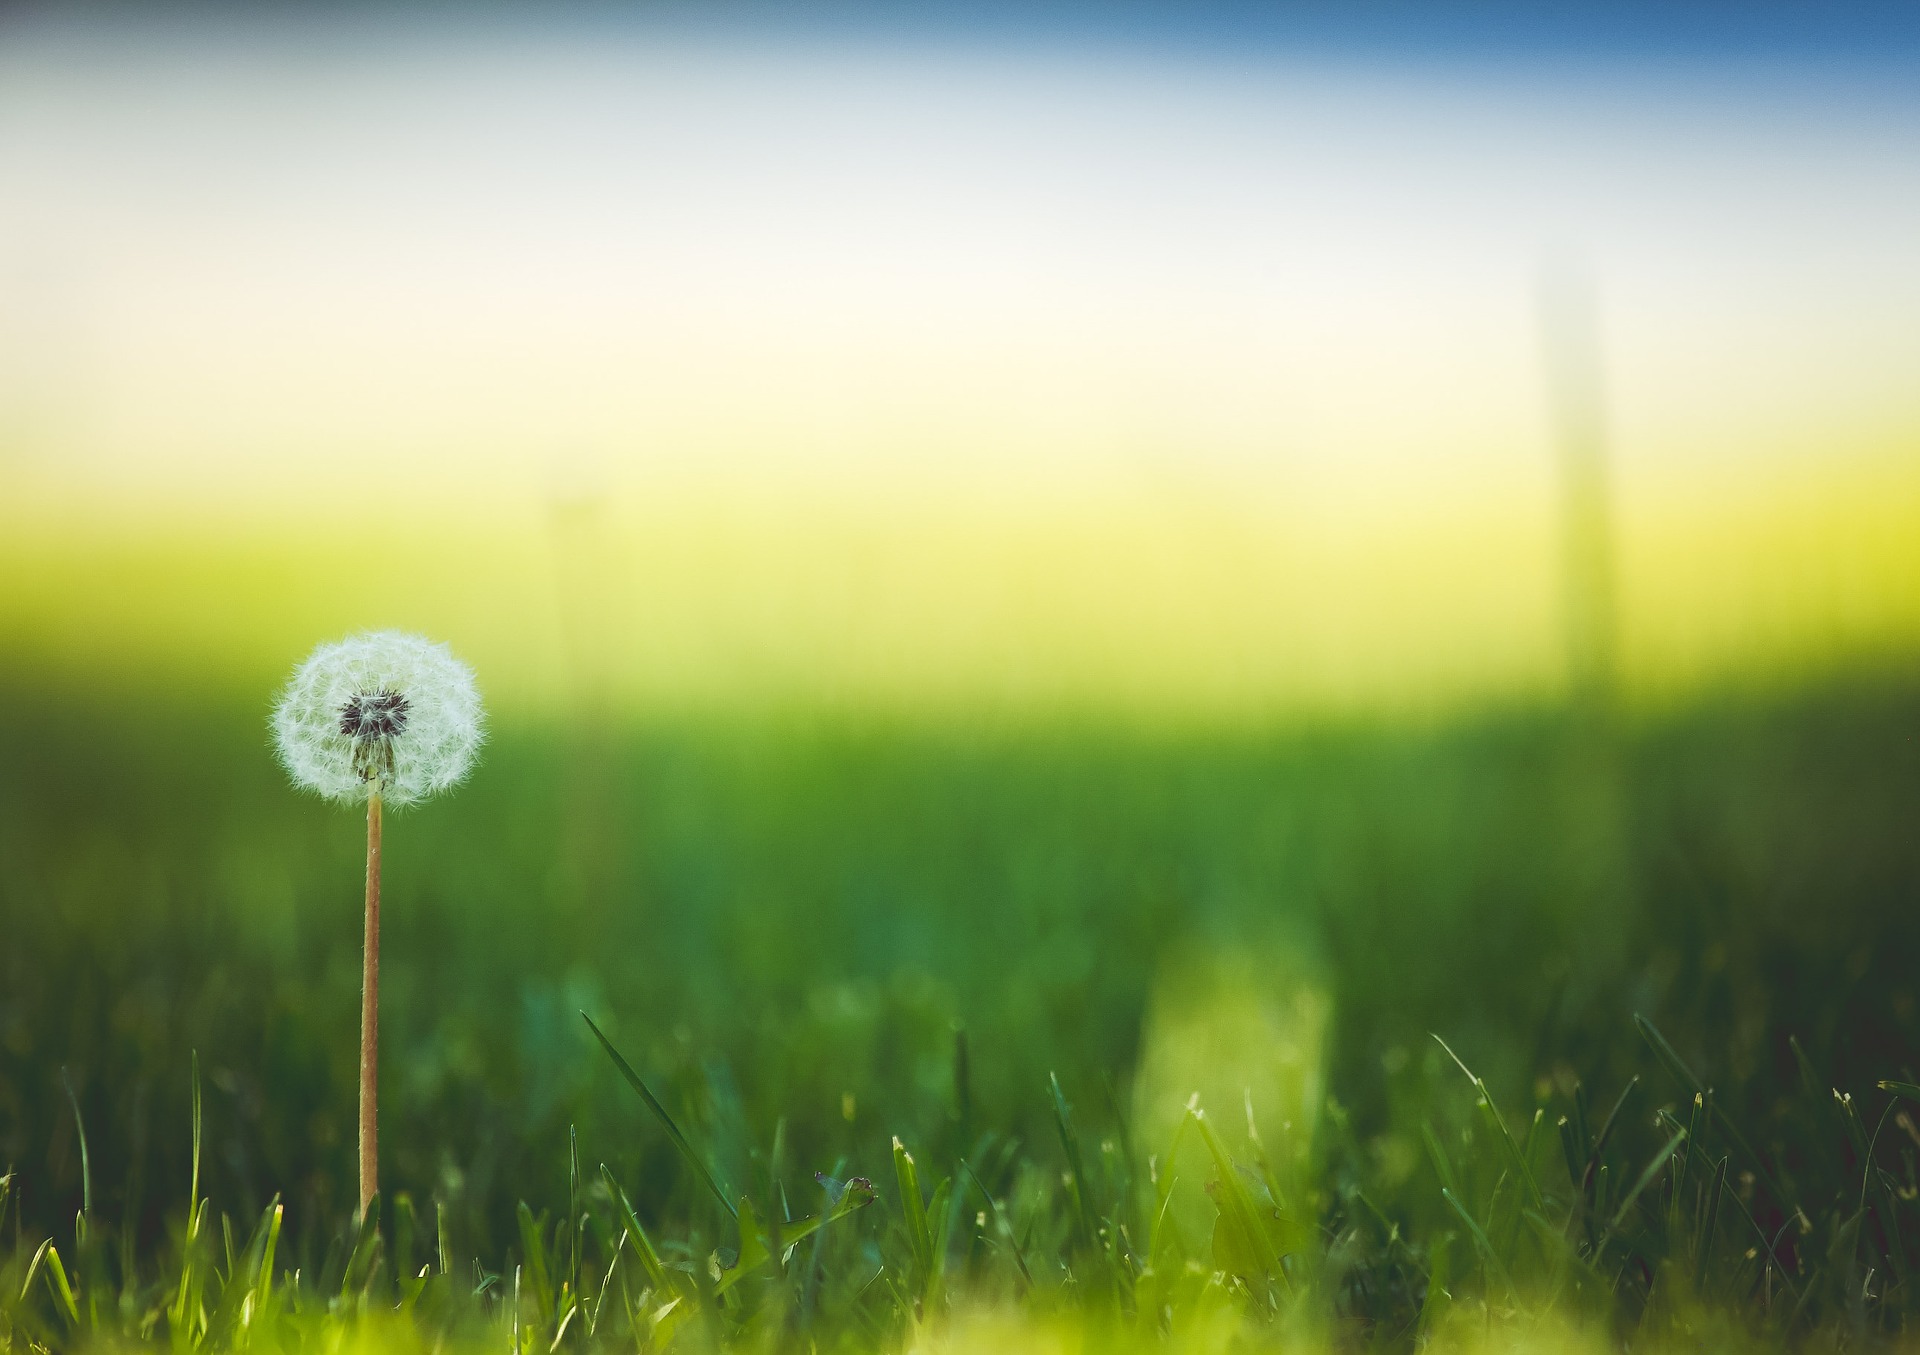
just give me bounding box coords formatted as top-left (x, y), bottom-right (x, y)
top-left (548, 471), bottom-right (630, 918)
top-left (1538, 259), bottom-right (1617, 714)
top-left (1537, 257), bottom-right (1631, 982)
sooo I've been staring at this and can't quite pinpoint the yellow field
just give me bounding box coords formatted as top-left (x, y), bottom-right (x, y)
top-left (5, 438), bottom-right (1916, 722)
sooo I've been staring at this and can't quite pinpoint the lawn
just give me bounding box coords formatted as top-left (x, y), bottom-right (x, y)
top-left (3, 664), bottom-right (1919, 1351)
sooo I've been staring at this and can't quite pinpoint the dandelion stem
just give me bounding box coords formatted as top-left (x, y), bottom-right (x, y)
top-left (359, 790), bottom-right (382, 1216)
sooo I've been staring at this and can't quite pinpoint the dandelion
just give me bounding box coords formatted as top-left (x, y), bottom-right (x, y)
top-left (273, 631), bottom-right (484, 1214)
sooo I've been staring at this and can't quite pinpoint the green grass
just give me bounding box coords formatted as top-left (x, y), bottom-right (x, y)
top-left (3, 665), bottom-right (1920, 1350)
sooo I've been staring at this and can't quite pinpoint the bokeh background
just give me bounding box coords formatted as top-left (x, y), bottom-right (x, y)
top-left (2, 0), bottom-right (1918, 1280)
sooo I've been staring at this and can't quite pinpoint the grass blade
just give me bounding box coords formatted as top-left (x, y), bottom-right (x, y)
top-left (581, 1012), bottom-right (737, 1221)
top-left (1048, 1073), bottom-right (1097, 1249)
top-left (59, 1070), bottom-right (90, 1228)
top-left (960, 1158), bottom-right (1033, 1290)
top-left (894, 1137), bottom-right (933, 1288)
top-left (1422, 1122), bottom-right (1463, 1201)
top-left (1607, 1128), bottom-right (1686, 1235)
top-left (598, 1166), bottom-right (675, 1299)
top-left (1441, 1188), bottom-right (1516, 1300)
top-left (1635, 1014), bottom-right (1703, 1095)
top-left (717, 1170), bottom-right (877, 1301)
top-left (516, 1202), bottom-right (555, 1326)
top-left (43, 1242), bottom-right (80, 1327)
top-left (1698, 1156), bottom-right (1727, 1277)
top-left (1191, 1105), bottom-right (1287, 1299)
top-left (1588, 1078), bottom-right (1636, 1166)
top-left (208, 1197), bottom-right (283, 1342)
top-left (257, 1201), bottom-right (284, 1315)
top-left (1636, 1015), bottom-right (1793, 1211)
top-left (1433, 1034), bottom-right (1544, 1213)
top-left (21, 1238), bottom-right (51, 1305)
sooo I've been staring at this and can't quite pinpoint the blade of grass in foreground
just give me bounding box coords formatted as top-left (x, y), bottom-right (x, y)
top-left (599, 1166), bottom-right (678, 1299)
top-left (581, 1012), bottom-right (737, 1221)
top-left (1637, 1014), bottom-right (1795, 1211)
top-left (1605, 1129), bottom-right (1687, 1236)
top-left (893, 1138), bottom-right (933, 1288)
top-left (1048, 1073), bottom-right (1097, 1250)
top-left (715, 1173), bottom-right (877, 1297)
top-left (1432, 1034), bottom-right (1545, 1213)
top-left (960, 1157), bottom-right (1033, 1289)
top-left (1440, 1188), bottom-right (1517, 1301)
top-left (59, 1070), bottom-right (90, 1231)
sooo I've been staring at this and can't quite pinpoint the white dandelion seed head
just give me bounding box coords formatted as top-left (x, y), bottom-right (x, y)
top-left (273, 631), bottom-right (485, 807)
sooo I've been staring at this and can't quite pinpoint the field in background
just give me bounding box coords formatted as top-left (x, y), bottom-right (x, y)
top-left (4, 659), bottom-right (1919, 1346)
top-left (5, 449), bottom-right (1920, 724)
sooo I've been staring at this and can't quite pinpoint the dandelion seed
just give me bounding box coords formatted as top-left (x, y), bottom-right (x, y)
top-left (272, 630), bottom-right (484, 1215)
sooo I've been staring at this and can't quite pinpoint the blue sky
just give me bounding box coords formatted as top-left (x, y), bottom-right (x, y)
top-left (632, 0), bottom-right (1920, 58)
top-left (11, 0), bottom-right (1920, 61)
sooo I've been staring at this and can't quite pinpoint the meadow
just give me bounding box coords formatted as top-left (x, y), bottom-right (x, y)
top-left (4, 660), bottom-right (1920, 1351)
top-left (6, 4), bottom-right (1919, 1346)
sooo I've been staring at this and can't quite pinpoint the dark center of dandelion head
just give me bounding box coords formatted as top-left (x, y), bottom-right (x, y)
top-left (339, 689), bottom-right (410, 741)
top-left (341, 689), bottom-right (410, 788)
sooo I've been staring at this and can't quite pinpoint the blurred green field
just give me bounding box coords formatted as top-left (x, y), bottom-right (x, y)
top-left (3, 662), bottom-right (1920, 1349)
